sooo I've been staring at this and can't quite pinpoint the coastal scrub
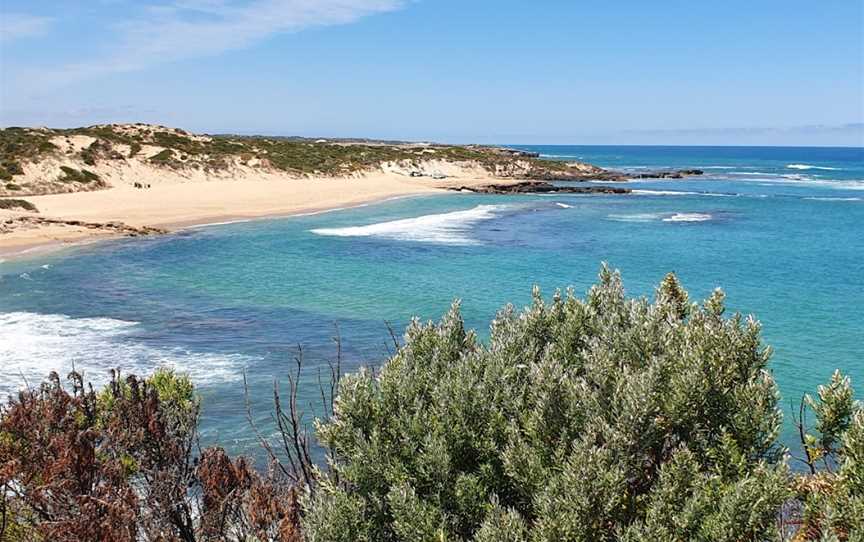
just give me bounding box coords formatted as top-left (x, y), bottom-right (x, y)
top-left (0, 268), bottom-right (860, 541)
top-left (305, 268), bottom-right (862, 541)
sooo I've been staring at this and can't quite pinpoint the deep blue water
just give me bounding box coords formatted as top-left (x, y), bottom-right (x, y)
top-left (1, 145), bottom-right (862, 459)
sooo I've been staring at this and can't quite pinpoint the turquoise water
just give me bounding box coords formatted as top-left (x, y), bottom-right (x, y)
top-left (1, 145), bottom-right (862, 458)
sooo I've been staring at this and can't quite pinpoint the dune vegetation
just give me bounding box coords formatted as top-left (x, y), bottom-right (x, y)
top-left (1, 268), bottom-right (861, 541)
top-left (0, 124), bottom-right (592, 198)
top-left (0, 199), bottom-right (37, 212)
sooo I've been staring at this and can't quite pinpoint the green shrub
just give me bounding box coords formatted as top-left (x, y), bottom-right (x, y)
top-left (1, 159), bottom-right (23, 180)
top-left (5, 182), bottom-right (22, 191)
top-left (0, 267), bottom-right (859, 540)
top-left (305, 267), bottom-right (791, 541)
top-left (58, 166), bottom-right (101, 184)
top-left (149, 149), bottom-right (175, 163)
top-left (0, 128), bottom-right (57, 163)
top-left (794, 371), bottom-right (864, 539)
top-left (0, 198), bottom-right (37, 212)
top-left (147, 368), bottom-right (199, 429)
top-left (152, 132), bottom-right (201, 154)
top-left (80, 146), bottom-right (97, 165)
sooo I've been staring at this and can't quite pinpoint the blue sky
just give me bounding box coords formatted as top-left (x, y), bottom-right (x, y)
top-left (1, 0), bottom-right (862, 145)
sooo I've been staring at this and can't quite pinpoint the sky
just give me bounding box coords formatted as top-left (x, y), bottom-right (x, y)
top-left (1, 0), bottom-right (862, 146)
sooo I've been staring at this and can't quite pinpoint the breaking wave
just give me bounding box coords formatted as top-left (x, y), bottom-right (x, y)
top-left (631, 189), bottom-right (737, 197)
top-left (803, 197), bottom-right (862, 202)
top-left (726, 175), bottom-right (864, 191)
top-left (786, 164), bottom-right (842, 171)
top-left (663, 213), bottom-right (713, 222)
top-left (540, 153), bottom-right (582, 159)
top-left (0, 312), bottom-right (250, 397)
top-left (311, 204), bottom-right (508, 245)
top-left (606, 213), bottom-right (664, 223)
top-left (607, 212), bottom-right (714, 223)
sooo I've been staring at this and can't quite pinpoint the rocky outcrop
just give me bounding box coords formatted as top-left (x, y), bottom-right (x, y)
top-left (630, 169), bottom-right (704, 179)
top-left (481, 147), bottom-right (541, 158)
top-left (523, 167), bottom-right (704, 182)
top-left (0, 215), bottom-right (167, 237)
top-left (450, 181), bottom-right (631, 195)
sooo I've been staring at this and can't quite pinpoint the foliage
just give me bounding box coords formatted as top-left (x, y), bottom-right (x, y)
top-left (57, 166), bottom-right (102, 185)
top-left (0, 372), bottom-right (139, 541)
top-left (149, 148), bottom-right (176, 164)
top-left (793, 372), bottom-right (863, 540)
top-left (0, 198), bottom-right (37, 212)
top-left (0, 369), bottom-right (301, 541)
top-left (1, 124), bottom-right (589, 187)
top-left (0, 128), bottom-right (55, 183)
top-left (0, 128), bottom-right (57, 162)
top-left (78, 139), bottom-right (123, 165)
top-left (305, 267), bottom-right (791, 541)
top-left (129, 141), bottom-right (142, 157)
top-left (80, 143), bottom-right (98, 165)
top-left (197, 447), bottom-right (303, 542)
top-left (0, 266), bottom-right (860, 541)
top-left (0, 160), bottom-right (23, 182)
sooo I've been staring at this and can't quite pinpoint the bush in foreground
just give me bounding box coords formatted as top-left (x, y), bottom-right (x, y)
top-left (1, 267), bottom-right (861, 541)
top-left (0, 370), bottom-right (301, 541)
top-left (792, 371), bottom-right (864, 539)
top-left (306, 268), bottom-right (793, 541)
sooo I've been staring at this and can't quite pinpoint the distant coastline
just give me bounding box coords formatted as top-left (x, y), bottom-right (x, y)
top-left (3, 124), bottom-right (699, 259)
top-left (0, 124), bottom-right (553, 258)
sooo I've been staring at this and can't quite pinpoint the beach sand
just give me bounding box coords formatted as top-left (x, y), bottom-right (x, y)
top-left (0, 171), bottom-right (499, 259)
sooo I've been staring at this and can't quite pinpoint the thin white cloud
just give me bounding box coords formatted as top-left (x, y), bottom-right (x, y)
top-left (0, 13), bottom-right (54, 42)
top-left (24, 0), bottom-right (405, 86)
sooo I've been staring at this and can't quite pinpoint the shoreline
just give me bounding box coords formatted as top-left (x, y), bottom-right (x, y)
top-left (0, 173), bottom-right (500, 262)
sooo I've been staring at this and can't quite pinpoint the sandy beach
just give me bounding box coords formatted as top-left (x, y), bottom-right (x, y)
top-left (0, 171), bottom-right (498, 259)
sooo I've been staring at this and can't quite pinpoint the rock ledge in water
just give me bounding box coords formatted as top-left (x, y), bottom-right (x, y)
top-left (451, 181), bottom-right (631, 195)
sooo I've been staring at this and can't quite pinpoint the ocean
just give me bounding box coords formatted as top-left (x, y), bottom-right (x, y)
top-left (1, 145), bottom-right (862, 458)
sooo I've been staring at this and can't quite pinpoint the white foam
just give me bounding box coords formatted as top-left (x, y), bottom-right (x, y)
top-left (804, 197), bottom-right (862, 202)
top-left (0, 312), bottom-right (249, 397)
top-left (633, 189), bottom-right (698, 196)
top-left (555, 202), bottom-right (574, 208)
top-left (632, 189), bottom-right (736, 198)
top-left (663, 213), bottom-right (713, 222)
top-left (189, 218), bottom-right (253, 228)
top-left (607, 212), bottom-right (713, 223)
top-left (310, 204), bottom-right (507, 245)
top-left (540, 154), bottom-right (579, 159)
top-left (731, 175), bottom-right (864, 191)
top-left (606, 213), bottom-right (664, 223)
top-left (787, 164), bottom-right (841, 171)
